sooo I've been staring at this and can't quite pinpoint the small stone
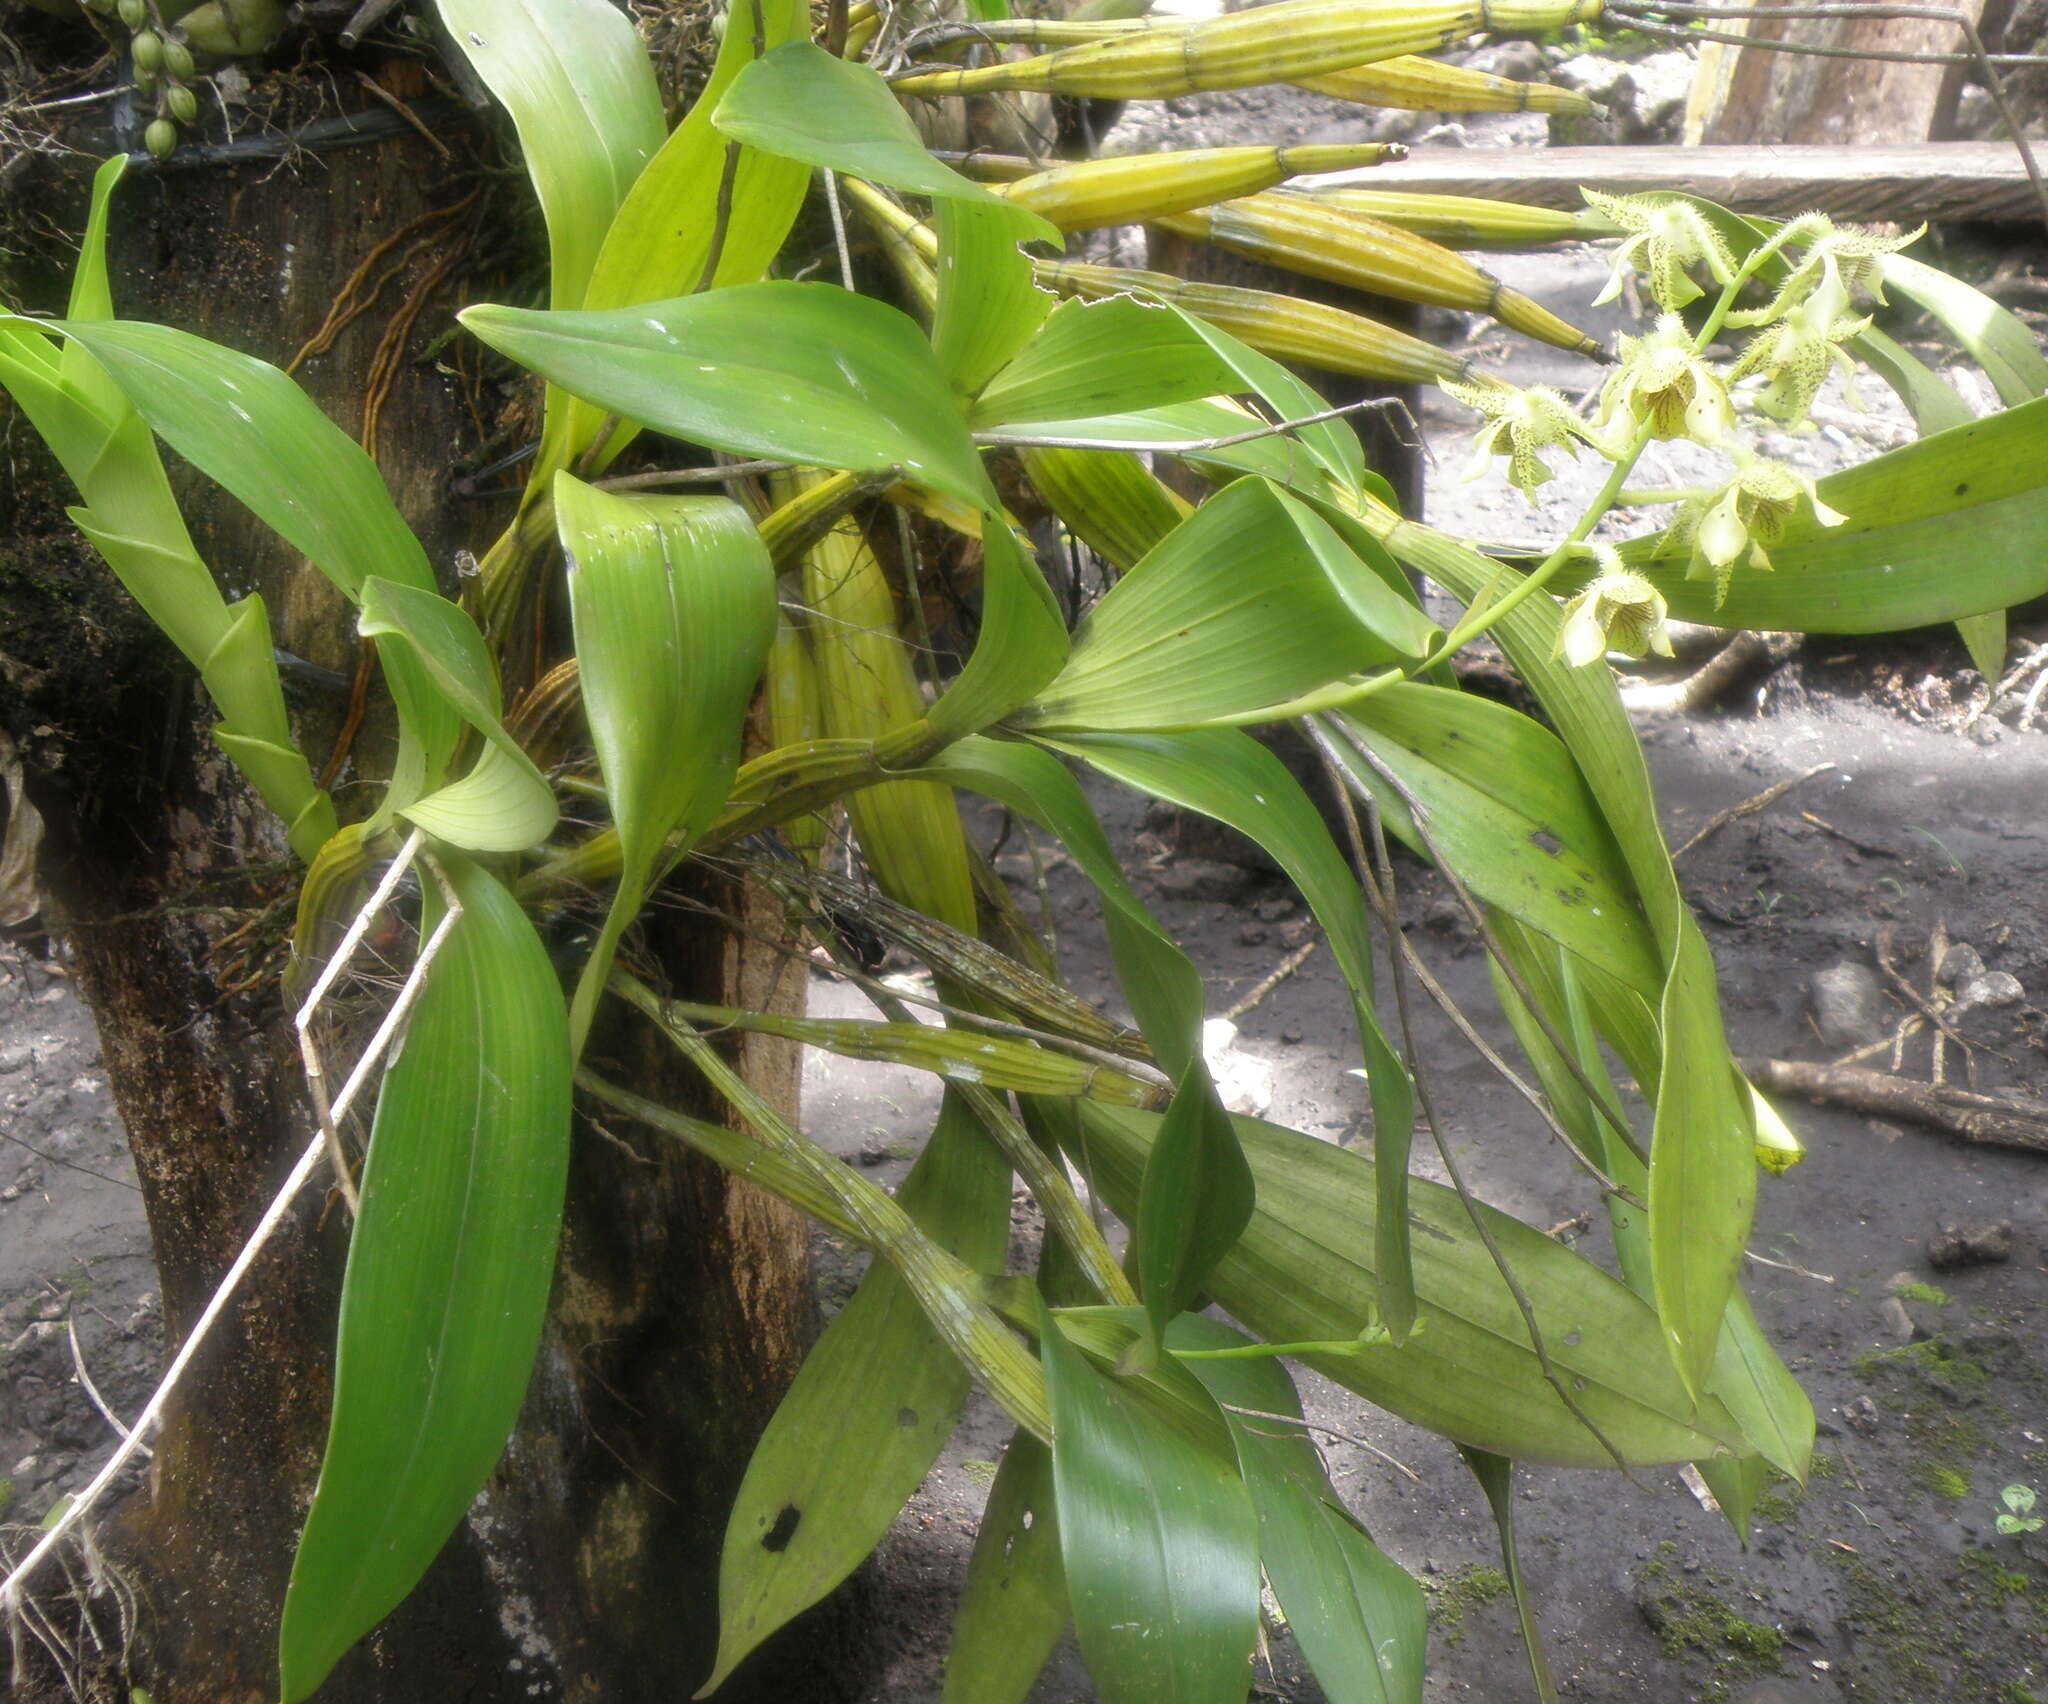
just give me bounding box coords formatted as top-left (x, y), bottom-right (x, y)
top-left (1842, 1394), bottom-right (1881, 1436)
top-left (1153, 859), bottom-right (1251, 904)
top-left (0, 1044), bottom-right (30, 1075)
top-left (1936, 943), bottom-right (1984, 987)
top-left (1253, 895), bottom-right (1297, 923)
top-left (1466, 39), bottom-right (1546, 80)
top-left (1953, 970), bottom-right (2024, 1013)
top-left (1927, 1221), bottom-right (2013, 1269)
top-left (1866, 1119), bottom-right (1908, 1143)
top-left (856, 1139), bottom-right (893, 1168)
top-left (1238, 924), bottom-right (1268, 947)
top-left (1809, 961), bottom-right (1890, 1048)
top-left (1877, 1296), bottom-right (1917, 1342)
top-left (1281, 1026), bottom-right (1304, 1045)
top-left (1882, 1271), bottom-right (1920, 1295)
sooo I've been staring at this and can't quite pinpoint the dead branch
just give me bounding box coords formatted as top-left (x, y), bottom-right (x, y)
top-left (1742, 1056), bottom-right (2048, 1153)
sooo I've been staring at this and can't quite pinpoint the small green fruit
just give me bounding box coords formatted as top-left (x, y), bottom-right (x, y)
top-left (117, 0), bottom-right (147, 27)
top-left (163, 37), bottom-right (195, 79)
top-left (132, 29), bottom-right (165, 71)
top-left (145, 117), bottom-right (179, 159)
top-left (166, 83), bottom-right (198, 123)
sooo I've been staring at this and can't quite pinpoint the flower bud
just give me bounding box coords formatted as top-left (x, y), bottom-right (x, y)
top-left (132, 29), bottom-right (164, 72)
top-left (166, 82), bottom-right (198, 123)
top-left (145, 116), bottom-right (179, 159)
top-left (163, 37), bottom-right (195, 79)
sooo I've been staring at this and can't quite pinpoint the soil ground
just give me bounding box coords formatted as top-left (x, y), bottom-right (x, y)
top-left (6, 61), bottom-right (2048, 1704)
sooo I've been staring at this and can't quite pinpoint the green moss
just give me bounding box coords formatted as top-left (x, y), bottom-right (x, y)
top-left (1854, 1338), bottom-right (1989, 1393)
top-left (1895, 1281), bottom-right (1953, 1307)
top-left (1426, 1564), bottom-right (1510, 1646)
top-left (1916, 1462), bottom-right (1972, 1499)
top-left (1632, 1559), bottom-right (1785, 1689)
top-left (0, 1478), bottom-right (13, 1520)
top-left (1753, 1473), bottom-right (1806, 1526)
top-left (1828, 1550), bottom-right (2048, 1703)
top-left (2003, 1684), bottom-right (2041, 1704)
top-left (1811, 1452), bottom-right (1842, 1480)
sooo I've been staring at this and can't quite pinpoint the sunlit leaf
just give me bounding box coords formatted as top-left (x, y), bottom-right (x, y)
top-left (1016, 478), bottom-right (1428, 732)
top-left (462, 284), bottom-right (993, 506)
top-left (434, 0), bottom-right (666, 311)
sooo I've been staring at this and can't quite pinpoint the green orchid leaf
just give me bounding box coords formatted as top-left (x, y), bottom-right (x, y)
top-left (1327, 684), bottom-right (1664, 996)
top-left (1015, 478), bottom-right (1428, 733)
top-left (1876, 253), bottom-right (2048, 409)
top-left (702, 1095), bottom-right (1010, 1694)
top-left (358, 577), bottom-right (556, 851)
top-left (1624, 397), bottom-right (2048, 632)
top-left (1075, 1102), bottom-right (1746, 1467)
top-left (905, 737), bottom-right (1246, 1357)
top-left (932, 196), bottom-right (1058, 400)
top-left (1379, 510), bottom-right (1753, 1400)
top-left (1041, 1301), bottom-right (1261, 1704)
top-left (47, 319), bottom-right (439, 601)
top-left (555, 474), bottom-right (776, 1048)
top-left (1457, 1448), bottom-right (1557, 1701)
top-left (434, 0), bottom-right (666, 312)
top-left (1174, 1315), bottom-right (1424, 1704)
top-left (923, 516), bottom-right (1071, 740)
top-left (279, 856), bottom-right (571, 1700)
top-left (715, 42), bottom-right (1045, 224)
top-left (971, 296), bottom-right (1246, 429)
top-left (944, 1433), bottom-right (1068, 1704)
top-left (462, 283), bottom-right (993, 507)
top-left (1134, 1058), bottom-right (1256, 1342)
top-left (1047, 726), bottom-right (1417, 1339)
top-left (542, 0), bottom-right (813, 479)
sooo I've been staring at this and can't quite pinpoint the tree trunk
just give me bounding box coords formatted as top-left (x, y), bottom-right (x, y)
top-left (1702, 0), bottom-right (1991, 145)
top-left (2, 52), bottom-right (843, 1704)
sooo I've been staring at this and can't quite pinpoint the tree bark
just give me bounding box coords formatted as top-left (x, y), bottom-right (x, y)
top-left (2, 54), bottom-right (839, 1704)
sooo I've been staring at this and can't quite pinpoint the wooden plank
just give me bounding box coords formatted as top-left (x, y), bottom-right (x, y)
top-left (1303, 142), bottom-right (2039, 223)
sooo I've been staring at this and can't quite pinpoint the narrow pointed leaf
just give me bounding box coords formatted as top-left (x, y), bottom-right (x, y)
top-left (1046, 726), bottom-right (1416, 1342)
top-left (1075, 1103), bottom-right (1747, 1467)
top-left (1877, 253), bottom-right (2048, 408)
top-left (1328, 684), bottom-right (1663, 996)
top-left (933, 196), bottom-right (1057, 399)
top-left (716, 42), bottom-right (1042, 219)
top-left (1457, 1448), bottom-right (1557, 1703)
top-left (1041, 1303), bottom-right (1260, 1704)
top-left (1377, 511), bottom-right (1753, 1398)
top-left (1624, 397), bottom-right (2048, 632)
top-left (924, 515), bottom-right (1071, 739)
top-left (358, 577), bottom-right (557, 850)
top-left (1174, 1315), bottom-right (1424, 1704)
top-left (543, 0), bottom-right (813, 476)
top-left (972, 296), bottom-right (1246, 428)
top-left (434, 0), bottom-right (666, 311)
top-left (556, 475), bottom-right (775, 1045)
top-left (1134, 1059), bottom-right (1255, 1338)
top-left (703, 1095), bottom-right (1010, 1692)
top-left (51, 319), bottom-right (439, 599)
top-left (279, 858), bottom-right (571, 1700)
top-left (462, 284), bottom-right (993, 506)
top-left (944, 1433), bottom-right (1068, 1704)
top-left (1016, 479), bottom-right (1428, 732)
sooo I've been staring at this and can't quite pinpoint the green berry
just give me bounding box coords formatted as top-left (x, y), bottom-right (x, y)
top-left (166, 83), bottom-right (198, 123)
top-left (145, 117), bottom-right (178, 159)
top-left (132, 30), bottom-right (164, 72)
top-left (118, 0), bottom-right (147, 28)
top-left (162, 37), bottom-right (195, 79)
